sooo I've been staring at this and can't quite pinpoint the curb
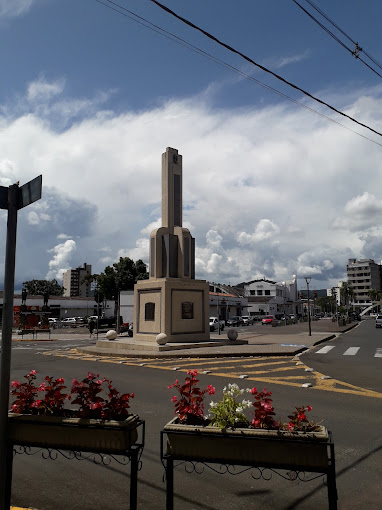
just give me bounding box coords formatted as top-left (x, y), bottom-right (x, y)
top-left (13, 338), bottom-right (54, 342)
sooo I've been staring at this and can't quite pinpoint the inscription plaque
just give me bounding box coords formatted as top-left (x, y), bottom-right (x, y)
top-left (145, 302), bottom-right (155, 321)
top-left (182, 302), bottom-right (194, 320)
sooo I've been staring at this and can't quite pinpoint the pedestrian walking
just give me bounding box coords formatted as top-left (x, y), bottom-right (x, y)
top-left (88, 318), bottom-right (96, 338)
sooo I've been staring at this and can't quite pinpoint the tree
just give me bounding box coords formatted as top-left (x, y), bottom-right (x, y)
top-left (367, 289), bottom-right (380, 302)
top-left (82, 257), bottom-right (149, 318)
top-left (315, 296), bottom-right (332, 314)
top-left (340, 282), bottom-right (354, 317)
top-left (22, 279), bottom-right (65, 297)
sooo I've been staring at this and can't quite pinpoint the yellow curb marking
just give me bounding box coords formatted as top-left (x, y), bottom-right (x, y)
top-left (43, 350), bottom-right (382, 399)
top-left (11, 507), bottom-right (38, 509)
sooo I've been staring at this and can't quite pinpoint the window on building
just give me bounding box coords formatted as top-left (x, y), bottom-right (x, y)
top-left (257, 290), bottom-right (263, 296)
top-left (265, 290), bottom-right (271, 295)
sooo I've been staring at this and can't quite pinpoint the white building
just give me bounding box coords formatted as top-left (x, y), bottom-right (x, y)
top-left (62, 263), bottom-right (92, 298)
top-left (237, 276), bottom-right (300, 318)
top-left (208, 282), bottom-right (248, 321)
top-left (347, 258), bottom-right (382, 306)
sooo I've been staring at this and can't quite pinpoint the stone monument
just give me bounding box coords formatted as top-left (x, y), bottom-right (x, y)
top-left (133, 147), bottom-right (210, 343)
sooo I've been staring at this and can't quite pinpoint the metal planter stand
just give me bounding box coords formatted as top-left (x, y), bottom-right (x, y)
top-left (161, 426), bottom-right (337, 510)
top-left (7, 418), bottom-right (145, 510)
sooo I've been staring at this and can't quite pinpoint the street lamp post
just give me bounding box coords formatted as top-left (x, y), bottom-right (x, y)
top-left (217, 293), bottom-right (221, 335)
top-left (332, 287), bottom-right (339, 327)
top-left (304, 277), bottom-right (312, 336)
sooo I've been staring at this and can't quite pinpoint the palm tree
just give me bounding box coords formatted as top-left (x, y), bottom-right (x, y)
top-left (368, 289), bottom-right (378, 302)
top-left (340, 282), bottom-right (354, 317)
top-left (368, 289), bottom-right (382, 313)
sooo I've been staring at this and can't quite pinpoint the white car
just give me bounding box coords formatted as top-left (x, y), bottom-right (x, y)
top-left (209, 317), bottom-right (225, 331)
top-left (47, 317), bottom-right (61, 328)
top-left (375, 315), bottom-right (382, 328)
top-left (61, 317), bottom-right (77, 327)
top-left (241, 316), bottom-right (254, 326)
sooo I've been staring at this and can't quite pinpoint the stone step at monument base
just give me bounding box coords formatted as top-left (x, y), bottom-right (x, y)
top-left (95, 337), bottom-right (248, 352)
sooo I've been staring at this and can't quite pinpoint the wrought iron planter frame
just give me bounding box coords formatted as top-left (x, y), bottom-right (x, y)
top-left (7, 417), bottom-right (145, 510)
top-left (161, 426), bottom-right (337, 510)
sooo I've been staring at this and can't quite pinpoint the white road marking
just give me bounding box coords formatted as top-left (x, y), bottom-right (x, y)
top-left (375, 348), bottom-right (382, 358)
top-left (315, 346), bottom-right (335, 354)
top-left (343, 347), bottom-right (360, 356)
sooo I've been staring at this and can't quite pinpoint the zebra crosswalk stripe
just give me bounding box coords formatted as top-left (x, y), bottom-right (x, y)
top-left (375, 348), bottom-right (382, 358)
top-left (343, 347), bottom-right (360, 356)
top-left (315, 346), bottom-right (335, 354)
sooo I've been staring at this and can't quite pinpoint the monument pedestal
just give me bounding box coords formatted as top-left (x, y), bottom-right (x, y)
top-left (134, 278), bottom-right (210, 343)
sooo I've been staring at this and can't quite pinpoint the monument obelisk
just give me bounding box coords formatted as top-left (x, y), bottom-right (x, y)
top-left (133, 147), bottom-right (210, 343)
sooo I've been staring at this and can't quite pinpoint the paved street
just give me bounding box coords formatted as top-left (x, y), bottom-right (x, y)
top-left (301, 318), bottom-right (382, 393)
top-left (8, 318), bottom-right (382, 509)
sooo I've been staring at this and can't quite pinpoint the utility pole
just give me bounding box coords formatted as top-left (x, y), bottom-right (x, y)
top-left (304, 277), bottom-right (312, 336)
top-left (0, 176), bottom-right (42, 509)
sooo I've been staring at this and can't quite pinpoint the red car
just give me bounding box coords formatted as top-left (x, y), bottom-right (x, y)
top-left (261, 315), bottom-right (275, 325)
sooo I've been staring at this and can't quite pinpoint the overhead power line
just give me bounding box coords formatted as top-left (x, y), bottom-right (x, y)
top-left (148, 0), bottom-right (382, 139)
top-left (94, 0), bottom-right (382, 146)
top-left (301, 0), bottom-right (382, 72)
top-left (291, 0), bottom-right (382, 79)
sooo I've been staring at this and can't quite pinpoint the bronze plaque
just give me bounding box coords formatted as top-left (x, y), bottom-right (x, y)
top-left (145, 302), bottom-right (155, 321)
top-left (182, 302), bottom-right (194, 320)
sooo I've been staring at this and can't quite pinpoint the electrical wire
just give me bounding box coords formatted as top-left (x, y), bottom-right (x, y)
top-left (291, 0), bottom-right (382, 79)
top-left (302, 0), bottom-right (382, 72)
top-left (94, 0), bottom-right (382, 147)
top-left (147, 0), bottom-right (382, 139)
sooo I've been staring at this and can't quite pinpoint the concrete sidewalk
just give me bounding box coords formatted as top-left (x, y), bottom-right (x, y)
top-left (78, 319), bottom-right (360, 358)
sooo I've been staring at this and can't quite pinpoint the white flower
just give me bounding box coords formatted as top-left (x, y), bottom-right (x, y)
top-left (209, 401), bottom-right (216, 408)
top-left (236, 406), bottom-right (243, 413)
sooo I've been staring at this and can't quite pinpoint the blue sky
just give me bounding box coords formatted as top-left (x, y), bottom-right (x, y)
top-left (1, 0), bottom-right (382, 291)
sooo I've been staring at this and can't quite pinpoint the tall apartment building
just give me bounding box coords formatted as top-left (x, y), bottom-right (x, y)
top-left (62, 263), bottom-right (92, 297)
top-left (347, 258), bottom-right (382, 305)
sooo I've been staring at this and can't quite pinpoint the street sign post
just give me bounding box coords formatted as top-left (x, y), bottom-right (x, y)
top-left (0, 176), bottom-right (42, 510)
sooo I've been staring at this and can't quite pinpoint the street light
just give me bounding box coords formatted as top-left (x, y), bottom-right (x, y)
top-left (282, 281), bottom-right (286, 319)
top-left (332, 287), bottom-right (339, 327)
top-left (304, 277), bottom-right (312, 336)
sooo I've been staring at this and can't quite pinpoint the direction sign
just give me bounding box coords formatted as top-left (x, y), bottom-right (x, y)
top-left (0, 175), bottom-right (42, 210)
top-left (19, 175), bottom-right (42, 209)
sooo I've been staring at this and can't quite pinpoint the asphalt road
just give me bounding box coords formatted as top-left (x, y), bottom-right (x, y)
top-left (8, 329), bottom-right (382, 510)
top-left (301, 319), bottom-right (382, 392)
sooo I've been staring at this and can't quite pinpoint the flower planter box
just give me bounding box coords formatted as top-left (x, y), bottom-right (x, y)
top-left (8, 413), bottom-right (140, 454)
top-left (164, 418), bottom-right (330, 471)
top-left (162, 419), bottom-right (337, 509)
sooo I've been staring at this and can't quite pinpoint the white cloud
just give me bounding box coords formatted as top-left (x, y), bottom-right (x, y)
top-left (27, 78), bottom-right (65, 102)
top-left (1, 79), bottom-right (382, 289)
top-left (272, 50), bottom-right (310, 69)
top-left (0, 0), bottom-right (33, 18)
top-left (237, 219), bottom-right (280, 245)
top-left (46, 240), bottom-right (76, 280)
top-left (57, 233), bottom-right (73, 240)
top-left (332, 192), bottom-right (382, 232)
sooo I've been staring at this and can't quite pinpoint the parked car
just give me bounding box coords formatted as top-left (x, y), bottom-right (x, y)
top-left (61, 317), bottom-right (77, 327)
top-left (262, 315), bottom-right (275, 325)
top-left (375, 315), bottom-right (382, 328)
top-left (120, 322), bottom-right (130, 333)
top-left (289, 314), bottom-right (296, 320)
top-left (241, 316), bottom-right (254, 326)
top-left (226, 316), bottom-right (242, 327)
top-left (75, 317), bottom-right (87, 326)
top-left (48, 318), bottom-right (61, 328)
top-left (209, 317), bottom-right (225, 331)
